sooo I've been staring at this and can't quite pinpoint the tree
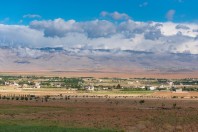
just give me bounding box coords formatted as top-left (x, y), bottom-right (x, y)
top-left (116, 84), bottom-right (121, 89)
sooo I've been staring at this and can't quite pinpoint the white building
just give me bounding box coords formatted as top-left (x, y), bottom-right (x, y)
top-left (176, 88), bottom-right (183, 93)
top-left (34, 82), bottom-right (41, 88)
top-left (13, 82), bottom-right (19, 87)
top-left (149, 86), bottom-right (156, 91)
top-left (85, 85), bottom-right (94, 91)
top-left (169, 82), bottom-right (174, 87)
top-left (5, 82), bottom-right (10, 85)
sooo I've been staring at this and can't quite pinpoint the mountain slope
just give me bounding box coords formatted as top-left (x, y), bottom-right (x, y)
top-left (0, 47), bottom-right (198, 74)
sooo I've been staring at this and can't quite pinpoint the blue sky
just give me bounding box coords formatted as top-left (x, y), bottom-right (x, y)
top-left (0, 0), bottom-right (198, 24)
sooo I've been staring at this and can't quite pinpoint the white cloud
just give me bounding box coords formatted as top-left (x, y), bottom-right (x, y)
top-left (30, 18), bottom-right (79, 37)
top-left (23, 14), bottom-right (42, 19)
top-left (175, 24), bottom-right (190, 30)
top-left (0, 17), bottom-right (198, 54)
top-left (166, 9), bottom-right (176, 21)
top-left (100, 11), bottom-right (130, 20)
top-left (30, 18), bottom-right (116, 38)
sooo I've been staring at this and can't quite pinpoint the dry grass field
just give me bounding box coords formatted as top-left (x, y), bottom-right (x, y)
top-left (0, 87), bottom-right (197, 132)
top-left (0, 97), bottom-right (197, 132)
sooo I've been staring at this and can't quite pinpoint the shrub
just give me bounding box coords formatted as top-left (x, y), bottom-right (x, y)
top-left (172, 96), bottom-right (178, 98)
top-left (139, 100), bottom-right (145, 104)
top-left (20, 96), bottom-right (25, 100)
top-left (25, 97), bottom-right (28, 101)
top-left (16, 97), bottom-right (19, 100)
top-left (2, 96), bottom-right (6, 99)
top-left (173, 103), bottom-right (177, 109)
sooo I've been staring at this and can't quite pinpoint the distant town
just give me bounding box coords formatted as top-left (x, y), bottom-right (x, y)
top-left (1, 75), bottom-right (198, 92)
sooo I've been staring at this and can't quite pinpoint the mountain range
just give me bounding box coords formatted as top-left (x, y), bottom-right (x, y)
top-left (0, 46), bottom-right (197, 75)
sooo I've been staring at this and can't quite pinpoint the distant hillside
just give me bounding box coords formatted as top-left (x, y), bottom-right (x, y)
top-left (0, 47), bottom-right (198, 74)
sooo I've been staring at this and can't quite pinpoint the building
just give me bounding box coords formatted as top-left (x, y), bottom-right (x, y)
top-left (13, 82), bottom-right (19, 87)
top-left (21, 84), bottom-right (29, 88)
top-left (34, 82), bottom-right (41, 88)
top-left (5, 82), bottom-right (10, 86)
top-left (85, 85), bottom-right (95, 91)
top-left (175, 88), bottom-right (183, 93)
top-left (149, 86), bottom-right (156, 91)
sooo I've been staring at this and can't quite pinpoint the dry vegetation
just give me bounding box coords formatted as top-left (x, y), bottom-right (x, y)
top-left (0, 94), bottom-right (197, 132)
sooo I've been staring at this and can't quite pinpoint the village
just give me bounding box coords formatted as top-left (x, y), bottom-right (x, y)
top-left (0, 75), bottom-right (198, 92)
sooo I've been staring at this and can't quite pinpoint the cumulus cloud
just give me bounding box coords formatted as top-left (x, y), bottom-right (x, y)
top-left (100, 11), bottom-right (130, 20)
top-left (175, 24), bottom-right (190, 30)
top-left (81, 20), bottom-right (116, 38)
top-left (0, 17), bottom-right (198, 54)
top-left (30, 18), bottom-right (79, 37)
top-left (30, 18), bottom-right (116, 38)
top-left (166, 9), bottom-right (176, 21)
top-left (23, 14), bottom-right (42, 19)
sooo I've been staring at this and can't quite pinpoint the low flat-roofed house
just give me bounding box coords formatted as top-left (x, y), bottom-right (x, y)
top-left (176, 88), bottom-right (183, 93)
top-left (21, 84), bottom-right (29, 88)
top-left (148, 86), bottom-right (156, 91)
top-left (169, 82), bottom-right (174, 87)
top-left (5, 82), bottom-right (10, 86)
top-left (13, 82), bottom-right (19, 87)
top-left (85, 85), bottom-right (94, 91)
top-left (34, 82), bottom-right (41, 88)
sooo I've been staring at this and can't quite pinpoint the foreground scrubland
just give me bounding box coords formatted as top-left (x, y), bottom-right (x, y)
top-left (0, 97), bottom-right (197, 132)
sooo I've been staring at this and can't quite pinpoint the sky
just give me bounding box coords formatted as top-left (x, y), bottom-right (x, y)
top-left (0, 0), bottom-right (198, 54)
top-left (0, 0), bottom-right (198, 24)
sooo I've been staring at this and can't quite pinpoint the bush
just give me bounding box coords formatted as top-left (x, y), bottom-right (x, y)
top-left (16, 97), bottom-right (19, 100)
top-left (20, 96), bottom-right (25, 100)
top-left (139, 100), bottom-right (145, 104)
top-left (173, 103), bottom-right (177, 109)
top-left (25, 97), bottom-right (28, 101)
top-left (172, 96), bottom-right (178, 98)
top-left (2, 96), bottom-right (6, 99)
